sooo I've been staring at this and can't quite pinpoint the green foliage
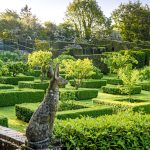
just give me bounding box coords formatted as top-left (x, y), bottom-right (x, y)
top-left (70, 79), bottom-right (107, 88)
top-left (139, 83), bottom-right (150, 91)
top-left (0, 89), bottom-right (44, 107)
top-left (90, 67), bottom-right (103, 79)
top-left (18, 81), bottom-right (49, 92)
top-left (102, 85), bottom-right (141, 95)
top-left (15, 102), bottom-right (113, 122)
top-left (120, 50), bottom-right (145, 68)
top-left (0, 84), bottom-right (14, 89)
top-left (0, 116), bottom-right (8, 127)
top-left (0, 76), bottom-right (34, 85)
top-left (118, 65), bottom-right (140, 98)
top-left (7, 61), bottom-right (28, 77)
top-left (102, 51), bottom-right (138, 74)
top-left (104, 78), bottom-right (123, 85)
top-left (54, 111), bottom-right (150, 149)
top-left (64, 59), bottom-right (94, 89)
top-left (35, 39), bottom-right (51, 51)
top-left (112, 1), bottom-right (150, 41)
top-left (28, 50), bottom-right (52, 81)
top-left (140, 66), bottom-right (150, 81)
top-left (60, 88), bottom-right (98, 100)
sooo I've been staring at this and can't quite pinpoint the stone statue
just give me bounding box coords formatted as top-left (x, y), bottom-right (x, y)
top-left (25, 64), bottom-right (68, 149)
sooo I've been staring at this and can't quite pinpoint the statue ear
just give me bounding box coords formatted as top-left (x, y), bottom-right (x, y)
top-left (47, 63), bottom-right (54, 79)
top-left (54, 63), bottom-right (59, 79)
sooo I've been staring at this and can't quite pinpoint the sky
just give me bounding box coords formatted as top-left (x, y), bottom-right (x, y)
top-left (0, 0), bottom-right (150, 24)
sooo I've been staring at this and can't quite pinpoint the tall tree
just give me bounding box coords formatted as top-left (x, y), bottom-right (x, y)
top-left (112, 1), bottom-right (150, 41)
top-left (65, 0), bottom-right (105, 41)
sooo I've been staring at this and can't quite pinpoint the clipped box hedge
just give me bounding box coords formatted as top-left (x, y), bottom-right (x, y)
top-left (0, 89), bottom-right (44, 107)
top-left (139, 83), bottom-right (150, 91)
top-left (102, 85), bottom-right (141, 95)
top-left (0, 116), bottom-right (8, 127)
top-left (54, 111), bottom-right (150, 149)
top-left (0, 76), bottom-right (34, 85)
top-left (90, 73), bottom-right (103, 79)
top-left (15, 102), bottom-right (113, 122)
top-left (0, 84), bottom-right (14, 89)
top-left (18, 81), bottom-right (49, 91)
top-left (103, 78), bottom-right (123, 85)
top-left (60, 88), bottom-right (98, 100)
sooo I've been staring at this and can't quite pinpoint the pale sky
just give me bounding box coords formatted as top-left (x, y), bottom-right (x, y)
top-left (0, 0), bottom-right (149, 24)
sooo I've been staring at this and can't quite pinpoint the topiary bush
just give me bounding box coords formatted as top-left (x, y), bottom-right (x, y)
top-left (0, 116), bottom-right (8, 127)
top-left (0, 89), bottom-right (44, 106)
top-left (15, 102), bottom-right (113, 122)
top-left (60, 88), bottom-right (98, 100)
top-left (0, 76), bottom-right (34, 85)
top-left (81, 80), bottom-right (107, 88)
top-left (102, 85), bottom-right (141, 95)
top-left (54, 111), bottom-right (150, 150)
top-left (103, 78), bottom-right (123, 85)
top-left (18, 81), bottom-right (49, 92)
top-left (0, 84), bottom-right (14, 89)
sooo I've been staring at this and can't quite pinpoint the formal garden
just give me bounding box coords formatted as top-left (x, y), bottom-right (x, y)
top-left (0, 0), bottom-right (150, 149)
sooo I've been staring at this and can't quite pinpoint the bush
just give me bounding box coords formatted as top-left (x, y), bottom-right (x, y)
top-left (18, 81), bottom-right (49, 92)
top-left (103, 78), bottom-right (123, 85)
top-left (140, 49), bottom-right (150, 65)
top-left (0, 89), bottom-right (44, 106)
top-left (25, 70), bottom-right (41, 77)
top-left (81, 80), bottom-right (107, 88)
top-left (0, 76), bottom-right (34, 85)
top-left (54, 111), bottom-right (150, 150)
top-left (0, 84), bottom-right (14, 89)
top-left (139, 83), bottom-right (150, 91)
top-left (60, 88), bottom-right (98, 100)
top-left (0, 116), bottom-right (8, 127)
top-left (15, 102), bottom-right (113, 122)
top-left (102, 85), bottom-right (141, 95)
top-left (120, 50), bottom-right (145, 68)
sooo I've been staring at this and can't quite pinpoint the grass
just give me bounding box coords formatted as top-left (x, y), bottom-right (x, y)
top-left (0, 106), bottom-right (27, 132)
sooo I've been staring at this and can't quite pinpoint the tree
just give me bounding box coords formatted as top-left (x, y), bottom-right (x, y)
top-left (0, 9), bottom-right (21, 39)
top-left (102, 51), bottom-right (138, 74)
top-left (64, 58), bottom-right (94, 89)
top-left (28, 50), bottom-right (52, 81)
top-left (112, 1), bottom-right (150, 41)
top-left (118, 64), bottom-right (140, 100)
top-left (65, 0), bottom-right (105, 41)
top-left (56, 21), bottom-right (76, 41)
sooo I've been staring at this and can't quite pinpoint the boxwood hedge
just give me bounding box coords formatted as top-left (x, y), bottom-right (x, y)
top-left (0, 84), bottom-right (14, 89)
top-left (139, 83), bottom-right (150, 91)
top-left (0, 89), bottom-right (44, 106)
top-left (0, 116), bottom-right (8, 127)
top-left (0, 76), bottom-right (34, 85)
top-left (103, 78), bottom-right (123, 85)
top-left (18, 81), bottom-right (49, 91)
top-left (54, 111), bottom-right (150, 150)
top-left (15, 102), bottom-right (113, 122)
top-left (60, 88), bottom-right (98, 100)
top-left (102, 85), bottom-right (141, 95)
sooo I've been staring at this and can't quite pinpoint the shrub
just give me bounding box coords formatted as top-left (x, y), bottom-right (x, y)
top-left (15, 102), bottom-right (113, 122)
top-left (54, 111), bottom-right (150, 150)
top-left (140, 66), bottom-right (150, 81)
top-left (0, 84), bottom-right (14, 89)
top-left (81, 80), bottom-right (107, 88)
top-left (139, 83), bottom-right (150, 91)
top-left (90, 67), bottom-right (103, 79)
top-left (103, 78), bottom-right (123, 85)
top-left (0, 89), bottom-right (44, 106)
top-left (25, 70), bottom-right (41, 77)
top-left (18, 81), bottom-right (49, 92)
top-left (60, 88), bottom-right (98, 100)
top-left (120, 50), bottom-right (145, 68)
top-left (140, 49), bottom-right (150, 65)
top-left (0, 116), bottom-right (8, 127)
top-left (0, 76), bottom-right (34, 85)
top-left (102, 85), bottom-right (141, 95)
